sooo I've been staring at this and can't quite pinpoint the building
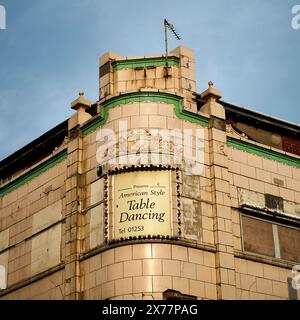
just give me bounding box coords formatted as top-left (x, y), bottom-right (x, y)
top-left (0, 46), bottom-right (299, 300)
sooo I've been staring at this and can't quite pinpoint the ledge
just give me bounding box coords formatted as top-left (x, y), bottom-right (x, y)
top-left (0, 263), bottom-right (65, 297)
top-left (112, 56), bottom-right (180, 70)
top-left (0, 219), bottom-right (66, 256)
top-left (234, 250), bottom-right (296, 270)
top-left (241, 204), bottom-right (300, 227)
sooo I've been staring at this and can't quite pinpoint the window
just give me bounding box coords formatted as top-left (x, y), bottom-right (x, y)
top-left (278, 226), bottom-right (300, 262)
top-left (242, 215), bottom-right (275, 257)
top-left (241, 214), bottom-right (300, 263)
top-left (265, 194), bottom-right (284, 211)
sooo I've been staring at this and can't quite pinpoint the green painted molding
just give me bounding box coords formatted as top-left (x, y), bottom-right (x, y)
top-left (227, 137), bottom-right (300, 168)
top-left (112, 56), bottom-right (179, 70)
top-left (0, 150), bottom-right (67, 197)
top-left (82, 91), bottom-right (209, 136)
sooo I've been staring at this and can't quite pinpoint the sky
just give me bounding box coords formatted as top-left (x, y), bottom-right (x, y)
top-left (0, 0), bottom-right (299, 160)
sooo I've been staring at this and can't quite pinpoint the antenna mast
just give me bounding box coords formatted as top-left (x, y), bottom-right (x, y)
top-left (164, 19), bottom-right (181, 76)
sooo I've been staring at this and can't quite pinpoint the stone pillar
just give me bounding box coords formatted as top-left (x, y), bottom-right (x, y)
top-left (170, 46), bottom-right (197, 113)
top-left (64, 92), bottom-right (91, 299)
top-left (201, 82), bottom-right (236, 299)
top-left (99, 51), bottom-right (124, 100)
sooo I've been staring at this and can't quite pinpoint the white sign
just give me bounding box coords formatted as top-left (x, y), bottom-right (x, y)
top-left (113, 170), bottom-right (172, 240)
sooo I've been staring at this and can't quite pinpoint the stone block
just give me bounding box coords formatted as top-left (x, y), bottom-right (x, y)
top-left (32, 200), bottom-right (62, 235)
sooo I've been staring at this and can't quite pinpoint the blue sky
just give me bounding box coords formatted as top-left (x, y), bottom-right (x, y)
top-left (0, 0), bottom-right (299, 160)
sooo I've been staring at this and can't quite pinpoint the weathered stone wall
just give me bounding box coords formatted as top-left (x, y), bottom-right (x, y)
top-left (0, 154), bottom-right (66, 298)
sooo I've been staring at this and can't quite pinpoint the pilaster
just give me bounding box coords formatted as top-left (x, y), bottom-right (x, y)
top-left (201, 82), bottom-right (236, 299)
top-left (64, 92), bottom-right (91, 299)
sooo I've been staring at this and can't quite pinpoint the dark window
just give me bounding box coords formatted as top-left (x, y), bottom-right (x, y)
top-left (242, 215), bottom-right (275, 257)
top-left (265, 194), bottom-right (284, 211)
top-left (99, 62), bottom-right (110, 78)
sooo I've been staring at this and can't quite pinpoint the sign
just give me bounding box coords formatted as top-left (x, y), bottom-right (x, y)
top-left (113, 170), bottom-right (171, 239)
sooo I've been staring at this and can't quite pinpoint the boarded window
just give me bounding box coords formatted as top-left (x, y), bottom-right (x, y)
top-left (242, 215), bottom-right (275, 257)
top-left (242, 214), bottom-right (300, 263)
top-left (278, 226), bottom-right (300, 263)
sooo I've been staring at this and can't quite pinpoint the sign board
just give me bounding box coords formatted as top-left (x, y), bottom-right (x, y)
top-left (113, 170), bottom-right (171, 239)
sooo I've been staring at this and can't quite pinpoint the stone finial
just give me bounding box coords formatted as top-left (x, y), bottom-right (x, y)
top-left (200, 80), bottom-right (222, 102)
top-left (71, 90), bottom-right (92, 111)
top-left (199, 81), bottom-right (225, 119)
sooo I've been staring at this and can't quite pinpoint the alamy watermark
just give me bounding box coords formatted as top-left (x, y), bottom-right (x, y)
top-left (292, 5), bottom-right (300, 30)
top-left (0, 4), bottom-right (6, 30)
top-left (0, 265), bottom-right (6, 290)
top-left (292, 265), bottom-right (300, 290)
top-left (95, 120), bottom-right (205, 176)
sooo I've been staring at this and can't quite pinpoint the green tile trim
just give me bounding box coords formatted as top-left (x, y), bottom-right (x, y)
top-left (82, 112), bottom-right (109, 137)
top-left (112, 56), bottom-right (180, 70)
top-left (0, 149), bottom-right (67, 197)
top-left (227, 137), bottom-right (300, 168)
top-left (82, 91), bottom-right (209, 136)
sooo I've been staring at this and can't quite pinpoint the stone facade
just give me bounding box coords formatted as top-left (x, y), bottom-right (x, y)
top-left (0, 46), bottom-right (299, 300)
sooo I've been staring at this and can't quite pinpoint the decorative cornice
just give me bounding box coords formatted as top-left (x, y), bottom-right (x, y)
top-left (82, 91), bottom-right (209, 136)
top-left (225, 123), bottom-right (248, 139)
top-left (0, 150), bottom-right (67, 197)
top-left (227, 137), bottom-right (300, 168)
top-left (112, 56), bottom-right (179, 70)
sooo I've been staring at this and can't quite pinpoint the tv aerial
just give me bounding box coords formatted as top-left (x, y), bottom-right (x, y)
top-left (164, 19), bottom-right (182, 76)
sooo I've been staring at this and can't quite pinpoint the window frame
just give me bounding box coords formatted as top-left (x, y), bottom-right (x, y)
top-left (240, 211), bottom-right (300, 263)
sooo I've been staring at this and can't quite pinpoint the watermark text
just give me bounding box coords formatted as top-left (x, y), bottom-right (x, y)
top-left (292, 5), bottom-right (300, 30)
top-left (292, 265), bottom-right (300, 290)
top-left (96, 120), bottom-right (205, 175)
top-left (0, 265), bottom-right (6, 290)
top-left (0, 5), bottom-right (6, 30)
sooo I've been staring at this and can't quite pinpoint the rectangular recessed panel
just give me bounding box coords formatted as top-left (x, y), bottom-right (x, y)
top-left (31, 224), bottom-right (62, 276)
top-left (242, 215), bottom-right (275, 257)
top-left (278, 225), bottom-right (300, 263)
top-left (273, 178), bottom-right (284, 186)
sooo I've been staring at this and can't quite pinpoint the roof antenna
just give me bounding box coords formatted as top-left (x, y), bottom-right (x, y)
top-left (164, 19), bottom-right (181, 77)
